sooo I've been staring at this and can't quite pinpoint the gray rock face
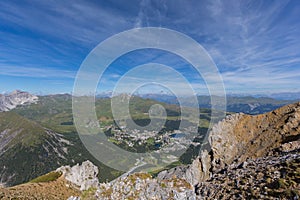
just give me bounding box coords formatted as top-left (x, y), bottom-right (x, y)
top-left (196, 153), bottom-right (300, 199)
top-left (157, 152), bottom-right (210, 188)
top-left (280, 140), bottom-right (300, 152)
top-left (67, 196), bottom-right (81, 200)
top-left (96, 173), bottom-right (196, 200)
top-left (209, 113), bottom-right (244, 172)
top-left (0, 90), bottom-right (38, 112)
top-left (56, 160), bottom-right (99, 191)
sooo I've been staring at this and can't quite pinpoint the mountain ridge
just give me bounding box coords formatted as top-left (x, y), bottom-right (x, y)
top-left (0, 90), bottom-right (38, 112)
top-left (0, 112), bottom-right (72, 186)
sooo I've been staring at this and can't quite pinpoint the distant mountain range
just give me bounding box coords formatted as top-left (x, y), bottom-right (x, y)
top-left (267, 92), bottom-right (300, 100)
top-left (1, 89), bottom-right (297, 118)
top-left (0, 90), bottom-right (38, 112)
top-left (97, 91), bottom-right (300, 100)
top-left (136, 93), bottom-right (297, 115)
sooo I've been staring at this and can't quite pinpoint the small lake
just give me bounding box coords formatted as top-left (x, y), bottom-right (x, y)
top-left (170, 133), bottom-right (185, 138)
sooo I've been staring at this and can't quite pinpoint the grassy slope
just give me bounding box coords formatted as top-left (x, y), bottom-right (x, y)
top-left (0, 112), bottom-right (62, 186)
top-left (0, 112), bottom-right (46, 147)
top-left (0, 111), bottom-right (120, 186)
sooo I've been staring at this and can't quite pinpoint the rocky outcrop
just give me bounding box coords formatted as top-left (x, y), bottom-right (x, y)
top-left (209, 102), bottom-right (300, 172)
top-left (157, 149), bottom-right (211, 187)
top-left (0, 90), bottom-right (38, 112)
top-left (96, 173), bottom-right (196, 200)
top-left (197, 153), bottom-right (300, 199)
top-left (151, 102), bottom-right (300, 199)
top-left (280, 140), bottom-right (300, 152)
top-left (56, 160), bottom-right (99, 191)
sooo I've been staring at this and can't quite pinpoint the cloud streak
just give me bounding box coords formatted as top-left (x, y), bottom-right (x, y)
top-left (0, 65), bottom-right (76, 78)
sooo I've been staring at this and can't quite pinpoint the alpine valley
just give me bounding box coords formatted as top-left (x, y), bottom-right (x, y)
top-left (0, 90), bottom-right (299, 199)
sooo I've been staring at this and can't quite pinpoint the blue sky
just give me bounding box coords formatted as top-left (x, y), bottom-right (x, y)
top-left (0, 0), bottom-right (299, 95)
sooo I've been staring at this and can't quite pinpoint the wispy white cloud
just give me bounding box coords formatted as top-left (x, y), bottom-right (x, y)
top-left (0, 65), bottom-right (76, 78)
top-left (196, 0), bottom-right (300, 93)
top-left (134, 0), bottom-right (149, 28)
top-left (0, 0), bottom-right (130, 45)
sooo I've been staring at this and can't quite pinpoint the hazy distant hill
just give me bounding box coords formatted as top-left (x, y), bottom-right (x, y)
top-left (137, 93), bottom-right (296, 115)
top-left (268, 92), bottom-right (300, 100)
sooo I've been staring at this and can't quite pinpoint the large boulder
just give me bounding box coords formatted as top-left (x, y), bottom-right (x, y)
top-left (57, 160), bottom-right (99, 191)
top-left (96, 173), bottom-right (196, 200)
